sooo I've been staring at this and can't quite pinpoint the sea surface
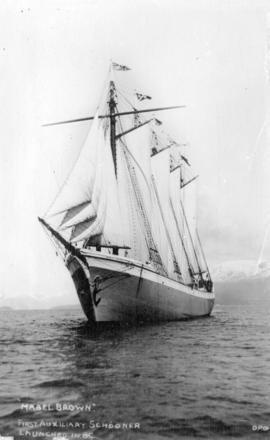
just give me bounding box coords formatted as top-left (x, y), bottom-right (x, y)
top-left (0, 295), bottom-right (270, 440)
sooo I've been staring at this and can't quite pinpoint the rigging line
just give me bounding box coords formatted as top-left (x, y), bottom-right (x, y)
top-left (124, 148), bottom-right (154, 254)
top-left (151, 174), bottom-right (180, 273)
top-left (118, 134), bottom-right (163, 265)
top-left (179, 200), bottom-right (203, 278)
top-left (116, 105), bottom-right (166, 274)
top-left (117, 114), bottom-right (152, 197)
top-left (195, 229), bottom-right (212, 281)
top-left (169, 198), bottom-right (194, 277)
top-left (117, 87), bottom-right (171, 152)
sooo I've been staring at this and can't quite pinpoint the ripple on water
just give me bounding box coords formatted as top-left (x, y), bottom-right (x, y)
top-left (0, 304), bottom-right (269, 439)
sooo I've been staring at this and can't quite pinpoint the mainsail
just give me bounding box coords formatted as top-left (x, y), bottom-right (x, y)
top-left (43, 63), bottom-right (211, 287)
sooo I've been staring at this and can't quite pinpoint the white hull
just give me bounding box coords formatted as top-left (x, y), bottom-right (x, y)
top-left (66, 251), bottom-right (215, 323)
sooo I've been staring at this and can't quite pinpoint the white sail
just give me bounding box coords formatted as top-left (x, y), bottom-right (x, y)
top-left (69, 123), bottom-right (129, 246)
top-left (122, 125), bottom-right (154, 260)
top-left (70, 217), bottom-right (98, 242)
top-left (124, 124), bottom-right (152, 209)
top-left (150, 149), bottom-right (172, 273)
top-left (180, 178), bottom-right (202, 274)
top-left (116, 141), bottom-right (149, 261)
top-left (47, 113), bottom-right (102, 216)
top-left (70, 141), bottom-right (106, 243)
top-left (169, 167), bottom-right (193, 283)
top-left (59, 202), bottom-right (96, 230)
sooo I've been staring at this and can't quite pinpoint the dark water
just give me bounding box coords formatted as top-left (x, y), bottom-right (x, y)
top-left (0, 300), bottom-right (270, 440)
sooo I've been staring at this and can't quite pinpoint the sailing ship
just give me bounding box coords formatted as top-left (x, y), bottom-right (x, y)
top-left (39, 61), bottom-right (214, 323)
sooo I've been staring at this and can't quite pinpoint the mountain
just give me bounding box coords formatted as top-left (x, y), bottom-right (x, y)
top-left (0, 293), bottom-right (79, 310)
top-left (212, 260), bottom-right (270, 305)
top-left (211, 260), bottom-right (270, 282)
top-left (50, 304), bottom-right (81, 310)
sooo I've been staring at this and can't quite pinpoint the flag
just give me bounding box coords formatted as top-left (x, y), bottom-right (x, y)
top-left (112, 62), bottom-right (131, 71)
top-left (135, 92), bottom-right (152, 101)
top-left (181, 154), bottom-right (190, 166)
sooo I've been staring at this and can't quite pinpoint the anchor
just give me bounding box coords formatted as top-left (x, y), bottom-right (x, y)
top-left (91, 275), bottom-right (102, 307)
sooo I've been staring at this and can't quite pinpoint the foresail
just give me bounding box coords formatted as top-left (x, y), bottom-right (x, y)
top-left (47, 112), bottom-right (101, 217)
top-left (70, 217), bottom-right (98, 242)
top-left (59, 202), bottom-right (96, 230)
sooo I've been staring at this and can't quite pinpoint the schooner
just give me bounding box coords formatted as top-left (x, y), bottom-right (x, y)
top-left (39, 62), bottom-right (214, 322)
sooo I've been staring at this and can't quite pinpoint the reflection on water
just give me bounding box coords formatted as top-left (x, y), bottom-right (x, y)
top-left (0, 300), bottom-right (270, 439)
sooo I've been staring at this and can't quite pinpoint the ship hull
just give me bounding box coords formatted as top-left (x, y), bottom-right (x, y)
top-left (66, 251), bottom-right (215, 323)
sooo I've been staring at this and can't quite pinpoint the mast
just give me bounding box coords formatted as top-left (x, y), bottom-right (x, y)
top-left (180, 200), bottom-right (203, 280)
top-left (169, 198), bottom-right (194, 280)
top-left (151, 175), bottom-right (181, 276)
top-left (109, 80), bottom-right (117, 176)
top-left (196, 229), bottom-right (212, 283)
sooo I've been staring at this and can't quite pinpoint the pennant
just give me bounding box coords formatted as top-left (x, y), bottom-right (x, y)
top-left (112, 62), bottom-right (131, 71)
top-left (135, 92), bottom-right (152, 101)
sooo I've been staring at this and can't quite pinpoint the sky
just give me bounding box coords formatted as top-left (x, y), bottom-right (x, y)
top-left (1, 0), bottom-right (270, 307)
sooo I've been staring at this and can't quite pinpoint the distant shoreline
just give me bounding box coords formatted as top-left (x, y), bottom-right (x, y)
top-left (0, 304), bottom-right (81, 311)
